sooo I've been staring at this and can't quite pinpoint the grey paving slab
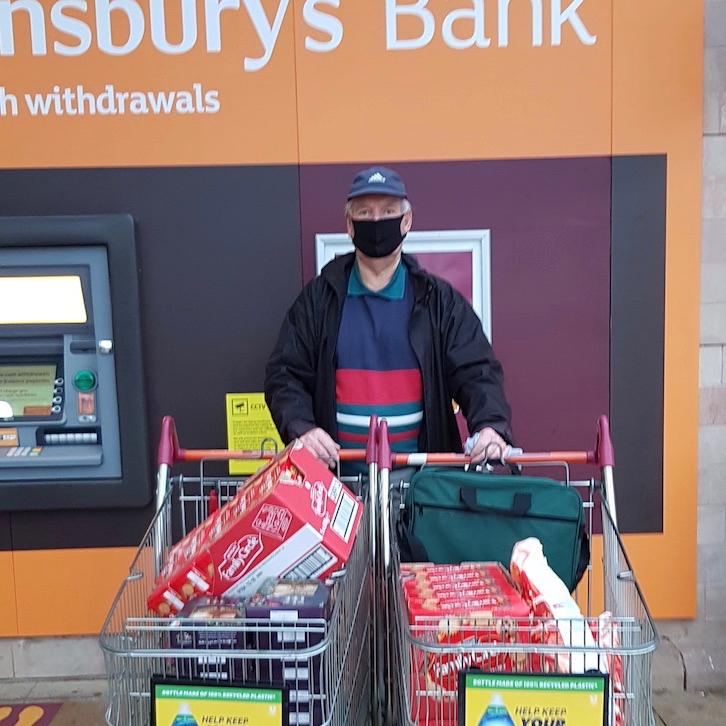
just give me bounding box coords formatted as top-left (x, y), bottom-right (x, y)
top-left (0, 640), bottom-right (13, 680)
top-left (27, 679), bottom-right (107, 702)
top-left (0, 678), bottom-right (106, 702)
top-left (653, 690), bottom-right (726, 725)
top-left (653, 637), bottom-right (686, 693)
top-left (53, 700), bottom-right (107, 726)
top-left (11, 638), bottom-right (105, 680)
top-left (0, 681), bottom-right (35, 701)
top-left (656, 620), bottom-right (726, 691)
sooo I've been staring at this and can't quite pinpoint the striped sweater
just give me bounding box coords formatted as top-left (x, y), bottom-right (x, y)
top-left (335, 262), bottom-right (423, 459)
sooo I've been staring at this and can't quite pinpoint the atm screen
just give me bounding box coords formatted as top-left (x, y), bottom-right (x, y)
top-left (0, 364), bottom-right (57, 418)
top-left (0, 275), bottom-right (87, 324)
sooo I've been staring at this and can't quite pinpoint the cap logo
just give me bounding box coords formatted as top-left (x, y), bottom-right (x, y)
top-left (368, 172), bottom-right (386, 183)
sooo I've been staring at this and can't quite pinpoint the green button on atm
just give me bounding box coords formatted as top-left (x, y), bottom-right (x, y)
top-left (73, 369), bottom-right (97, 392)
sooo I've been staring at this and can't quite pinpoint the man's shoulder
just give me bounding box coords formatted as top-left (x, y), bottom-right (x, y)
top-left (296, 253), bottom-right (352, 296)
top-left (319, 252), bottom-right (354, 288)
top-left (320, 251), bottom-right (355, 275)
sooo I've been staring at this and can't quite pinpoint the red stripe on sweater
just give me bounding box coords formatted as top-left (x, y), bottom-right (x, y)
top-left (336, 369), bottom-right (423, 405)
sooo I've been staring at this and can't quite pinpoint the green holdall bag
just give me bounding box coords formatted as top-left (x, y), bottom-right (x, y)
top-left (399, 467), bottom-right (589, 592)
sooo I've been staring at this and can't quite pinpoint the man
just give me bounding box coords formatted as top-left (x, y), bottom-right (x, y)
top-left (265, 166), bottom-right (511, 467)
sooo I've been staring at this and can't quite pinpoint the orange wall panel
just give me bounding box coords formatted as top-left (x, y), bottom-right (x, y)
top-left (0, 0), bottom-right (615, 168)
top-left (0, 552), bottom-right (18, 637)
top-left (612, 0), bottom-right (703, 618)
top-left (13, 548), bottom-right (136, 636)
top-left (0, 0), bottom-right (300, 168)
top-left (294, 0), bottom-right (613, 163)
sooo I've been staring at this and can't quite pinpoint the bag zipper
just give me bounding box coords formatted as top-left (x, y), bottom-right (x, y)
top-left (413, 499), bottom-right (580, 524)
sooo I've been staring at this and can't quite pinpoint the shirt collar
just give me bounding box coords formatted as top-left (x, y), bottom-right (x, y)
top-left (348, 260), bottom-right (406, 300)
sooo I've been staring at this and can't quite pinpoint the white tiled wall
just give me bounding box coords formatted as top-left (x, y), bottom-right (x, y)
top-left (699, 0), bottom-right (726, 623)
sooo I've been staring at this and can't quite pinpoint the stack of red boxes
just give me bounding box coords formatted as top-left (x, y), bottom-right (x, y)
top-left (401, 562), bottom-right (530, 725)
top-left (148, 441), bottom-right (362, 616)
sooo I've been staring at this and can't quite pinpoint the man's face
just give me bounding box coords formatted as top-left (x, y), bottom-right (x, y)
top-left (346, 194), bottom-right (413, 243)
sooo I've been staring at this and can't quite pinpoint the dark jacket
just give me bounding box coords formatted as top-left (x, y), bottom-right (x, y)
top-left (264, 253), bottom-right (512, 452)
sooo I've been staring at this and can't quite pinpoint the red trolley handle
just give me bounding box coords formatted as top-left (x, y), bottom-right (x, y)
top-left (377, 415), bottom-right (614, 469)
top-left (157, 415), bottom-right (370, 467)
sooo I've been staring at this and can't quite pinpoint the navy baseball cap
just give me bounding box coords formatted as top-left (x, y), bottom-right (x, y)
top-left (347, 166), bottom-right (407, 200)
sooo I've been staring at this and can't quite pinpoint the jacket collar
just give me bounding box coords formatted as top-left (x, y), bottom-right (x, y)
top-left (320, 251), bottom-right (430, 302)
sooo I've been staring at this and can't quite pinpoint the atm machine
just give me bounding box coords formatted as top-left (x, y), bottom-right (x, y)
top-left (0, 215), bottom-right (150, 510)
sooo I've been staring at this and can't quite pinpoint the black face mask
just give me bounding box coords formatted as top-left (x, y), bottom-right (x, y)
top-left (351, 215), bottom-right (406, 258)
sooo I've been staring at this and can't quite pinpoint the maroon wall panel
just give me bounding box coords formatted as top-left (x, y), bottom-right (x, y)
top-left (300, 158), bottom-right (611, 457)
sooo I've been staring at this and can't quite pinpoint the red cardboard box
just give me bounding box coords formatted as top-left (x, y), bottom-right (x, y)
top-left (404, 563), bottom-right (528, 622)
top-left (405, 586), bottom-right (503, 604)
top-left (402, 563), bottom-right (530, 692)
top-left (409, 666), bottom-right (458, 725)
top-left (149, 442), bottom-right (362, 616)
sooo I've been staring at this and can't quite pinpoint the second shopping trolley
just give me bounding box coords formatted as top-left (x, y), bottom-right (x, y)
top-left (368, 415), bottom-right (659, 726)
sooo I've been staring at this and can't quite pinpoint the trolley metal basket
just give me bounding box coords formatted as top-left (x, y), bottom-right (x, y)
top-left (372, 416), bottom-right (659, 726)
top-left (100, 417), bottom-right (374, 726)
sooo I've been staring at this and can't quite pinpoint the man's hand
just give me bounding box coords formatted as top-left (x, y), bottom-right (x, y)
top-left (468, 427), bottom-right (507, 464)
top-left (298, 427), bottom-right (340, 468)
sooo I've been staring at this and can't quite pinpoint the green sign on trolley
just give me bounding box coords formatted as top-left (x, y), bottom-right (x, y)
top-left (151, 678), bottom-right (288, 726)
top-left (459, 671), bottom-right (609, 726)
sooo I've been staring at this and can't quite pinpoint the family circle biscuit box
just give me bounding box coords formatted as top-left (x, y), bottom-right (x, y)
top-left (148, 441), bottom-right (362, 616)
top-left (401, 562), bottom-right (530, 696)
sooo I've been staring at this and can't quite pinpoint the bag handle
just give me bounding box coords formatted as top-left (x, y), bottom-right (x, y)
top-left (459, 488), bottom-right (532, 517)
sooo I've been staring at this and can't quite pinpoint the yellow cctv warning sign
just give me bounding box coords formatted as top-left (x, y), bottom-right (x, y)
top-left (225, 393), bottom-right (283, 475)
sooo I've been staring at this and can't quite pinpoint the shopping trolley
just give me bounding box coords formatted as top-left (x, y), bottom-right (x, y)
top-left (371, 416), bottom-right (659, 726)
top-left (100, 416), bottom-right (378, 726)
